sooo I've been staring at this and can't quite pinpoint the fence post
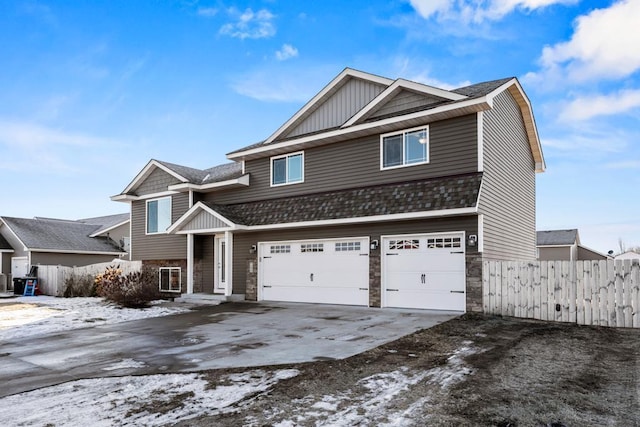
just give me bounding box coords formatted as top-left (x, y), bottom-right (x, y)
top-left (576, 261), bottom-right (584, 325)
top-left (632, 261), bottom-right (640, 328)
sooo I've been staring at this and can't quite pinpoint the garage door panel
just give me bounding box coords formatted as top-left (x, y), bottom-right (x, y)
top-left (263, 286), bottom-right (367, 305)
top-left (386, 289), bottom-right (465, 311)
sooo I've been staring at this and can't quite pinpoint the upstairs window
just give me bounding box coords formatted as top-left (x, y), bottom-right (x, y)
top-left (381, 127), bottom-right (429, 169)
top-left (146, 197), bottom-right (172, 234)
top-left (271, 152), bottom-right (304, 186)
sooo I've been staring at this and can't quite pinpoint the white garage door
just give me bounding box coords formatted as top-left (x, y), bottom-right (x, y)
top-left (259, 237), bottom-right (369, 306)
top-left (383, 233), bottom-right (466, 311)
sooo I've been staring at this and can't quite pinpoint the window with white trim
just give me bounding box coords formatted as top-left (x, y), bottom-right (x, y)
top-left (159, 267), bottom-right (181, 292)
top-left (427, 237), bottom-right (461, 248)
top-left (301, 243), bottom-right (324, 253)
top-left (146, 197), bottom-right (171, 234)
top-left (335, 241), bottom-right (361, 252)
top-left (388, 239), bottom-right (420, 250)
top-left (381, 127), bottom-right (429, 169)
top-left (270, 245), bottom-right (291, 254)
top-left (271, 152), bottom-right (304, 186)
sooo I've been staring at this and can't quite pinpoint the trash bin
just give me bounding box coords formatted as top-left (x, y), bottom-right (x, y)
top-left (13, 278), bottom-right (26, 295)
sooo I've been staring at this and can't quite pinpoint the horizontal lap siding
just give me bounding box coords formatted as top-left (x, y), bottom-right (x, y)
top-left (232, 216), bottom-right (479, 295)
top-left (31, 252), bottom-right (118, 267)
top-left (209, 114), bottom-right (478, 205)
top-left (131, 193), bottom-right (189, 260)
top-left (480, 91), bottom-right (536, 261)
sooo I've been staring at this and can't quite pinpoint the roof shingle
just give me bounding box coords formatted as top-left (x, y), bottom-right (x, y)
top-left (537, 229), bottom-right (578, 246)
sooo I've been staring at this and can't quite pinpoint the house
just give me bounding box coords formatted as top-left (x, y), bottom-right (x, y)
top-left (615, 250), bottom-right (640, 261)
top-left (536, 229), bottom-right (608, 261)
top-left (0, 214), bottom-right (130, 290)
top-left (112, 68), bottom-right (545, 312)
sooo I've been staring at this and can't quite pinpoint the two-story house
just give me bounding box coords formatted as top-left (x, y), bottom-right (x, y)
top-left (112, 68), bottom-right (545, 312)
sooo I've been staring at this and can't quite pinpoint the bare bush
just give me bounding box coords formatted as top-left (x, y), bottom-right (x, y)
top-left (97, 265), bottom-right (160, 308)
top-left (63, 273), bottom-right (97, 297)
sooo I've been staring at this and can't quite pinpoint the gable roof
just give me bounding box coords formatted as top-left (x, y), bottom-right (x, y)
top-left (537, 229), bottom-right (579, 246)
top-left (169, 173), bottom-right (482, 233)
top-left (79, 213), bottom-right (130, 237)
top-left (0, 216), bottom-right (125, 254)
top-left (114, 160), bottom-right (245, 199)
top-left (226, 69), bottom-right (544, 172)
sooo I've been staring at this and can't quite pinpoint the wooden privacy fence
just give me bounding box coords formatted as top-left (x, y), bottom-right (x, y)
top-left (483, 260), bottom-right (640, 328)
top-left (37, 260), bottom-right (142, 296)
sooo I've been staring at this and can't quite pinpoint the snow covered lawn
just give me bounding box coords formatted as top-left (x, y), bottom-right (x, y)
top-left (0, 296), bottom-right (191, 341)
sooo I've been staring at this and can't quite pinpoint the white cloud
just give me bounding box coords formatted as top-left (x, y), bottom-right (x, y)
top-left (391, 57), bottom-right (471, 90)
top-left (197, 7), bottom-right (218, 17)
top-left (559, 89), bottom-right (640, 121)
top-left (534, 0), bottom-right (640, 83)
top-left (219, 8), bottom-right (276, 39)
top-left (408, 0), bottom-right (576, 23)
top-left (275, 44), bottom-right (299, 61)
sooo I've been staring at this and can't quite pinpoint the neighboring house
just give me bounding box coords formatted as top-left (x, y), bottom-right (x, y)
top-left (112, 68), bottom-right (546, 312)
top-left (615, 251), bottom-right (640, 260)
top-left (536, 229), bottom-right (608, 261)
top-left (0, 214), bottom-right (130, 288)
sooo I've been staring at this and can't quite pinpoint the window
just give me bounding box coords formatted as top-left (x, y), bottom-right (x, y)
top-left (388, 239), bottom-right (420, 250)
top-left (146, 197), bottom-right (171, 234)
top-left (335, 241), bottom-right (361, 252)
top-left (427, 237), bottom-right (461, 248)
top-left (159, 267), bottom-right (181, 292)
top-left (381, 127), bottom-right (428, 169)
top-left (301, 243), bottom-right (324, 253)
top-left (271, 152), bottom-right (304, 186)
top-left (270, 244), bottom-right (291, 254)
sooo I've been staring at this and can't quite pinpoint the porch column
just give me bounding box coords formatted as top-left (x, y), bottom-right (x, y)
top-left (224, 230), bottom-right (233, 296)
top-left (186, 233), bottom-right (194, 294)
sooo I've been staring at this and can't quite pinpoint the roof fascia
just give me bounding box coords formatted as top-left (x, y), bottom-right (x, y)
top-left (488, 79), bottom-right (545, 173)
top-left (89, 219), bottom-right (130, 238)
top-left (343, 79), bottom-right (467, 128)
top-left (537, 244), bottom-right (573, 248)
top-left (122, 160), bottom-right (191, 194)
top-left (0, 249), bottom-right (14, 253)
top-left (167, 201), bottom-right (238, 234)
top-left (0, 218), bottom-right (28, 252)
top-left (111, 190), bottom-right (180, 202)
top-left (29, 248), bottom-right (125, 255)
top-left (167, 174), bottom-right (250, 192)
top-left (263, 68), bottom-right (393, 144)
top-left (577, 244), bottom-right (610, 259)
top-left (228, 96), bottom-right (491, 161)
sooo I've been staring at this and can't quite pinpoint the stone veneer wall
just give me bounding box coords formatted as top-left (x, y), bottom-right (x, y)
top-left (142, 259), bottom-right (190, 293)
top-left (465, 253), bottom-right (483, 312)
top-left (368, 252), bottom-right (381, 307)
top-left (245, 256), bottom-right (258, 301)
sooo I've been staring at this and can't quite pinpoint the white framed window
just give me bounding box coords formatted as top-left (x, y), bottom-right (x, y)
top-left (271, 152), bottom-right (304, 186)
top-left (301, 243), bottom-right (324, 253)
top-left (427, 237), bottom-right (461, 248)
top-left (159, 267), bottom-right (181, 292)
top-left (380, 126), bottom-right (429, 170)
top-left (335, 241), bottom-right (361, 252)
top-left (388, 239), bottom-right (420, 250)
top-left (270, 244), bottom-right (291, 254)
top-left (146, 196), bottom-right (172, 234)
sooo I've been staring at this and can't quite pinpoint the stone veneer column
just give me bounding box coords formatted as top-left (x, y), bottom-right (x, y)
top-left (369, 252), bottom-right (381, 308)
top-left (245, 256), bottom-right (258, 301)
top-left (465, 253), bottom-right (483, 312)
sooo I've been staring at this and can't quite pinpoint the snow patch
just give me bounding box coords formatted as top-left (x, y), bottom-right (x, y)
top-left (102, 359), bottom-right (147, 371)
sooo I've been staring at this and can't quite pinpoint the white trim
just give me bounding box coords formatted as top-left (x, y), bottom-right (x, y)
top-left (111, 190), bottom-right (180, 202)
top-left (29, 248), bottom-right (125, 255)
top-left (270, 151), bottom-right (304, 187)
top-left (477, 111), bottom-right (484, 172)
top-left (0, 219), bottom-right (29, 252)
top-left (128, 206), bottom-right (133, 260)
top-left (159, 267), bottom-right (182, 293)
top-left (242, 160), bottom-right (245, 175)
top-left (343, 79), bottom-right (466, 128)
top-left (122, 159), bottom-right (190, 195)
top-left (224, 231), bottom-right (233, 297)
top-left (478, 214), bottom-right (484, 253)
top-left (0, 249), bottom-right (14, 253)
top-left (188, 190), bottom-right (193, 208)
top-left (186, 233), bottom-right (194, 294)
top-left (536, 244), bottom-right (574, 248)
top-left (264, 68), bottom-right (394, 144)
top-left (379, 126), bottom-right (429, 171)
top-left (89, 219), bottom-right (130, 238)
top-left (380, 231), bottom-right (466, 310)
top-left (145, 196), bottom-right (172, 235)
top-left (228, 96), bottom-right (492, 161)
top-left (167, 201), bottom-right (236, 234)
top-left (167, 175), bottom-right (250, 192)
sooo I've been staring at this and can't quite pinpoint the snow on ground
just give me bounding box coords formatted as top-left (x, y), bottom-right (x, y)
top-left (0, 296), bottom-right (190, 341)
top-left (0, 368), bottom-right (300, 427)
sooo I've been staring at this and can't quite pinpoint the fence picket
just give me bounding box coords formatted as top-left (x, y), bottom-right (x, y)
top-left (533, 261), bottom-right (541, 320)
top-left (633, 261), bottom-right (640, 328)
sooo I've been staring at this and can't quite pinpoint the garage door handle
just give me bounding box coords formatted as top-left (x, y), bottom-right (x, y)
top-left (264, 285), bottom-right (272, 288)
top-left (359, 288), bottom-right (368, 291)
top-left (310, 273), bottom-right (314, 282)
top-left (386, 253), bottom-right (399, 256)
top-left (421, 273), bottom-right (426, 284)
top-left (450, 290), bottom-right (464, 294)
top-left (387, 289), bottom-right (399, 292)
top-left (262, 256), bottom-right (272, 259)
top-left (450, 251), bottom-right (464, 254)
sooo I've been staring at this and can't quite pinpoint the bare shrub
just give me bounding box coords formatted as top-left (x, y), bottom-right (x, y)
top-left (63, 273), bottom-right (97, 297)
top-left (97, 265), bottom-right (160, 308)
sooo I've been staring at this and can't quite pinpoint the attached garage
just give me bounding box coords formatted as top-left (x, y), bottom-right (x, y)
top-left (382, 232), bottom-right (466, 311)
top-left (259, 237), bottom-right (370, 306)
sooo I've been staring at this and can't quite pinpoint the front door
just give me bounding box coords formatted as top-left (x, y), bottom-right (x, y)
top-left (214, 236), bottom-right (226, 293)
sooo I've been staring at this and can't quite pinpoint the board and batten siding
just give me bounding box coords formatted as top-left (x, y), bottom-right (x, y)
top-left (480, 91), bottom-right (536, 261)
top-left (134, 167), bottom-right (183, 196)
top-left (130, 192), bottom-right (189, 260)
top-left (369, 90), bottom-right (444, 120)
top-left (208, 114), bottom-right (478, 205)
top-left (181, 210), bottom-right (229, 231)
top-left (231, 216), bottom-right (479, 295)
top-left (283, 78), bottom-right (387, 140)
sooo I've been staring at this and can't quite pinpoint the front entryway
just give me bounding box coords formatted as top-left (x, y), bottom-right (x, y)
top-left (214, 236), bottom-right (227, 294)
top-left (258, 237), bottom-right (370, 306)
top-left (382, 232), bottom-right (466, 311)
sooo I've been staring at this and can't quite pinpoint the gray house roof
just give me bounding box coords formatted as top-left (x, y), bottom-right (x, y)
top-left (79, 213), bottom-right (130, 237)
top-left (537, 229), bottom-right (579, 246)
top-left (201, 173), bottom-right (482, 226)
top-left (0, 216), bottom-right (125, 254)
top-left (156, 160), bottom-right (244, 185)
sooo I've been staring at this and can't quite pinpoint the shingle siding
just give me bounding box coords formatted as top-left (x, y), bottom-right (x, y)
top-left (208, 114), bottom-right (478, 205)
top-left (131, 193), bottom-right (189, 260)
top-left (480, 91), bottom-right (536, 260)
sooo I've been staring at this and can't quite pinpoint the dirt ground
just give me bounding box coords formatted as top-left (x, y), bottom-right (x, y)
top-left (171, 313), bottom-right (640, 427)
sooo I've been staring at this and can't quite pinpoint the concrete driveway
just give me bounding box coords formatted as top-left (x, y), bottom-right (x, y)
top-left (0, 301), bottom-right (460, 398)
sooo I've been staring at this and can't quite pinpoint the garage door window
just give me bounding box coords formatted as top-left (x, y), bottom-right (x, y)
top-left (301, 243), bottom-right (324, 253)
top-left (427, 237), bottom-right (461, 248)
top-left (335, 241), bottom-right (361, 252)
top-left (388, 239), bottom-right (420, 250)
top-left (270, 245), bottom-right (291, 254)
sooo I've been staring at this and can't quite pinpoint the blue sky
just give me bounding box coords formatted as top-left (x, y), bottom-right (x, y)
top-left (0, 0), bottom-right (638, 254)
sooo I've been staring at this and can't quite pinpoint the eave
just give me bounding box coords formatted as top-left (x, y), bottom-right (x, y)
top-left (167, 174), bottom-right (250, 192)
top-left (89, 219), bottom-right (131, 238)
